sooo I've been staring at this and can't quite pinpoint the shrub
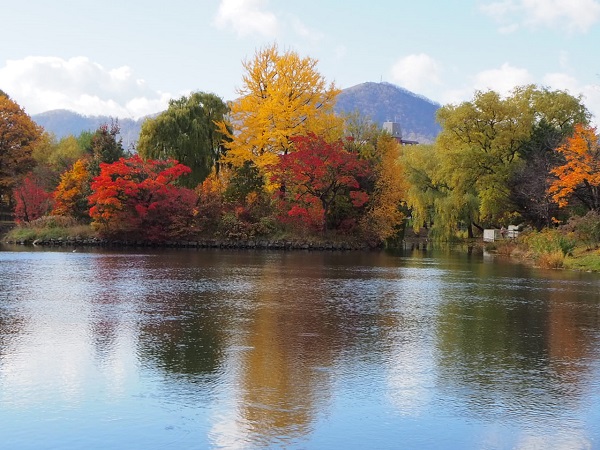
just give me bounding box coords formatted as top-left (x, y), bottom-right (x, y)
top-left (536, 250), bottom-right (565, 269)
top-left (523, 228), bottom-right (575, 257)
top-left (561, 211), bottom-right (600, 250)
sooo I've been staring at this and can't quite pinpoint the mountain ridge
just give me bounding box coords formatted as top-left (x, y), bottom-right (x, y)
top-left (32, 82), bottom-right (441, 146)
top-left (334, 82), bottom-right (441, 143)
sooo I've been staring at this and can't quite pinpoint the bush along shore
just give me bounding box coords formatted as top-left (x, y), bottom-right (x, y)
top-left (484, 221), bottom-right (600, 272)
top-left (2, 216), bottom-right (419, 252)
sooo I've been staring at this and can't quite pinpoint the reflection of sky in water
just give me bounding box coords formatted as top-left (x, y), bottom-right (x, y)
top-left (0, 252), bottom-right (140, 407)
top-left (1, 248), bottom-right (600, 448)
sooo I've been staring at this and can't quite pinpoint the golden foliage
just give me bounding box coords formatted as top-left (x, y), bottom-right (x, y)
top-left (0, 94), bottom-right (42, 198)
top-left (220, 44), bottom-right (342, 177)
top-left (361, 135), bottom-right (407, 240)
top-left (52, 159), bottom-right (91, 219)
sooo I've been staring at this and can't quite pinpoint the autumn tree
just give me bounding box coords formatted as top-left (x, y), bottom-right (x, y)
top-left (549, 124), bottom-right (600, 212)
top-left (88, 155), bottom-right (197, 241)
top-left (195, 173), bottom-right (227, 234)
top-left (52, 159), bottom-right (92, 220)
top-left (0, 93), bottom-right (42, 207)
top-left (221, 44), bottom-right (342, 180)
top-left (138, 92), bottom-right (230, 187)
top-left (270, 133), bottom-right (370, 233)
top-left (360, 134), bottom-right (408, 242)
top-left (12, 173), bottom-right (53, 223)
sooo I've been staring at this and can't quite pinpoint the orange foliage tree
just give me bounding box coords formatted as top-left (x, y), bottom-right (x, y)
top-left (88, 155), bottom-right (197, 241)
top-left (0, 93), bottom-right (41, 205)
top-left (52, 159), bottom-right (91, 220)
top-left (549, 124), bottom-right (600, 212)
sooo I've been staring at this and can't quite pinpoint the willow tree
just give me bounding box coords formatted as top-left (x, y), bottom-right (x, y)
top-left (138, 92), bottom-right (230, 187)
top-left (221, 44), bottom-right (342, 180)
top-left (401, 143), bottom-right (480, 239)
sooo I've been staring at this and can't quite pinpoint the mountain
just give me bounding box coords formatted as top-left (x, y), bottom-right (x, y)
top-left (32, 82), bottom-right (441, 147)
top-left (32, 109), bottom-right (147, 150)
top-left (334, 82), bottom-right (441, 143)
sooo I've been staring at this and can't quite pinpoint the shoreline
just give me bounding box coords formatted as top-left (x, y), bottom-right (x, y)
top-left (4, 236), bottom-right (375, 251)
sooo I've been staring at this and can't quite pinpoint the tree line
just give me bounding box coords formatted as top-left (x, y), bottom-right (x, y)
top-left (1, 44), bottom-right (598, 245)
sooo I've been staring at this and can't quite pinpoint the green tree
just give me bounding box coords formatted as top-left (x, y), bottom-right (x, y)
top-left (32, 134), bottom-right (87, 190)
top-left (434, 85), bottom-right (590, 236)
top-left (341, 111), bottom-right (382, 159)
top-left (87, 121), bottom-right (125, 176)
top-left (77, 130), bottom-right (94, 155)
top-left (510, 88), bottom-right (589, 228)
top-left (401, 144), bottom-right (479, 239)
top-left (509, 121), bottom-right (564, 229)
top-left (0, 93), bottom-right (42, 207)
top-left (138, 92), bottom-right (230, 188)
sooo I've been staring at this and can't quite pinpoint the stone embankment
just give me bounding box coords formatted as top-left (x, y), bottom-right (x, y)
top-left (7, 236), bottom-right (372, 251)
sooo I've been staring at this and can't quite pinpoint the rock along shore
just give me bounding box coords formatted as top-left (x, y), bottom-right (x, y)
top-left (7, 236), bottom-right (374, 251)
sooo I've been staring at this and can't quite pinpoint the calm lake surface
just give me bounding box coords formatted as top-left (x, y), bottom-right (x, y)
top-left (1, 245), bottom-right (600, 449)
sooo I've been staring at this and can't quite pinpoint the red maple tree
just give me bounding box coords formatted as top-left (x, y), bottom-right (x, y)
top-left (12, 173), bottom-right (54, 223)
top-left (88, 155), bottom-right (197, 241)
top-left (270, 133), bottom-right (370, 232)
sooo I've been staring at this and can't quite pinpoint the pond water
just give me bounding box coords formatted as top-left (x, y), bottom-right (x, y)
top-left (1, 245), bottom-right (600, 449)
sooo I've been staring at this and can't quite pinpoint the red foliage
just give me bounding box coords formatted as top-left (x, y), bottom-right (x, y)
top-left (270, 133), bottom-right (370, 232)
top-left (88, 155), bottom-right (197, 241)
top-left (13, 173), bottom-right (54, 223)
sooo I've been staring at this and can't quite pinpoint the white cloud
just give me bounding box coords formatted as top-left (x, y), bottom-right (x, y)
top-left (437, 64), bottom-right (600, 127)
top-left (542, 72), bottom-right (580, 90)
top-left (480, 0), bottom-right (600, 32)
top-left (472, 62), bottom-right (534, 95)
top-left (213, 0), bottom-right (279, 38)
top-left (437, 63), bottom-right (532, 104)
top-left (290, 16), bottom-right (323, 44)
top-left (0, 56), bottom-right (172, 118)
top-left (543, 72), bottom-right (600, 126)
top-left (390, 54), bottom-right (442, 93)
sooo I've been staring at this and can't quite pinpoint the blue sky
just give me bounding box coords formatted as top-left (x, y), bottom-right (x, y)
top-left (2, 0), bottom-right (600, 125)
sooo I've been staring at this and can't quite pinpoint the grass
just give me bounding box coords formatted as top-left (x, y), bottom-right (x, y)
top-left (563, 248), bottom-right (600, 272)
top-left (4, 216), bottom-right (97, 242)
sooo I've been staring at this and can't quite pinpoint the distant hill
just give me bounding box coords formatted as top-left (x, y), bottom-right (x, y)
top-left (32, 82), bottom-right (441, 147)
top-left (32, 110), bottom-right (147, 150)
top-left (334, 82), bottom-right (441, 143)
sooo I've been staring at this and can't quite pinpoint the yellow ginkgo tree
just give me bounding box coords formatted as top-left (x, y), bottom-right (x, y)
top-left (220, 43), bottom-right (342, 181)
